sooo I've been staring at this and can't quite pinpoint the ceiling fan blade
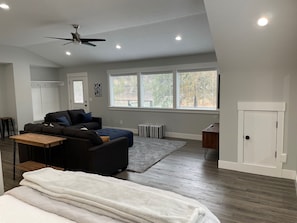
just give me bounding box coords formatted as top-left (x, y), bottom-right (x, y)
top-left (63, 41), bottom-right (73, 45)
top-left (47, 37), bottom-right (73, 41)
top-left (82, 42), bottom-right (96, 47)
top-left (80, 38), bottom-right (106, 42)
top-left (45, 25), bottom-right (106, 47)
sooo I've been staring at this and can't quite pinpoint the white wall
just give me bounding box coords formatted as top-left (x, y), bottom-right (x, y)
top-left (204, 0), bottom-right (297, 171)
top-left (0, 152), bottom-right (3, 195)
top-left (0, 45), bottom-right (60, 131)
top-left (59, 53), bottom-right (219, 138)
top-left (3, 64), bottom-right (17, 125)
top-left (0, 65), bottom-right (5, 116)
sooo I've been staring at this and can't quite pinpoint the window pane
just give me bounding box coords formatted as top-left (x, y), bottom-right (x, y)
top-left (178, 70), bottom-right (217, 109)
top-left (110, 75), bottom-right (138, 107)
top-left (141, 73), bottom-right (173, 108)
top-left (73, 81), bottom-right (84, 103)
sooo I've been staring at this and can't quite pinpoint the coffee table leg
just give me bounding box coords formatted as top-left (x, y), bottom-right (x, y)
top-left (13, 141), bottom-right (16, 180)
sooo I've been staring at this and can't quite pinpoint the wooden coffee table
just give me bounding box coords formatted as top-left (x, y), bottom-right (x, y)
top-left (10, 133), bottom-right (66, 179)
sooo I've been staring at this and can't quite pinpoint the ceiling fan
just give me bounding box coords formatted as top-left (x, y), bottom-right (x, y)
top-left (47, 24), bottom-right (106, 47)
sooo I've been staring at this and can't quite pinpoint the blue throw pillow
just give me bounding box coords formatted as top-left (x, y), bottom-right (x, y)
top-left (56, 116), bottom-right (71, 126)
top-left (82, 112), bottom-right (92, 122)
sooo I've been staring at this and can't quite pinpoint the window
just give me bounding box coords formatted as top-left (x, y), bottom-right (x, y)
top-left (108, 64), bottom-right (218, 111)
top-left (141, 72), bottom-right (173, 108)
top-left (177, 70), bottom-right (217, 109)
top-left (109, 74), bottom-right (138, 107)
top-left (73, 80), bottom-right (84, 103)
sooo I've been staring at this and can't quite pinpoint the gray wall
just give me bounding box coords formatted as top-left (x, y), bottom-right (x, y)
top-left (204, 0), bottom-right (297, 171)
top-left (59, 53), bottom-right (219, 138)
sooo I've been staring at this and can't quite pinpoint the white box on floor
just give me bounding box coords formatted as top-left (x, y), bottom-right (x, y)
top-left (149, 124), bottom-right (164, 138)
top-left (138, 124), bottom-right (150, 137)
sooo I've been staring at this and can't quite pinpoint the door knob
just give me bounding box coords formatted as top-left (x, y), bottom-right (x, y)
top-left (245, 135), bottom-right (250, 140)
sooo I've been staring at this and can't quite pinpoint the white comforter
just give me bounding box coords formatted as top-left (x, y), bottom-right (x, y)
top-left (3, 168), bottom-right (220, 223)
top-left (0, 194), bottom-right (75, 223)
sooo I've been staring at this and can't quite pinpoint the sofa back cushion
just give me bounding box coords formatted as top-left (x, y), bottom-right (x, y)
top-left (62, 128), bottom-right (103, 145)
top-left (24, 123), bottom-right (44, 133)
top-left (45, 110), bottom-right (72, 125)
top-left (42, 125), bottom-right (64, 135)
top-left (68, 109), bottom-right (85, 124)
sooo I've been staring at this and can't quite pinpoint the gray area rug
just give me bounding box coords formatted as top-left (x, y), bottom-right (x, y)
top-left (127, 136), bottom-right (186, 173)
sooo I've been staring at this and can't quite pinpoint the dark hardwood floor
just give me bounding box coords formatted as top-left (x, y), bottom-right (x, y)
top-left (1, 137), bottom-right (297, 223)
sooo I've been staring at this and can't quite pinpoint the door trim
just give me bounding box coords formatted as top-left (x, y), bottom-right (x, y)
top-left (67, 72), bottom-right (89, 112)
top-left (237, 102), bottom-right (286, 177)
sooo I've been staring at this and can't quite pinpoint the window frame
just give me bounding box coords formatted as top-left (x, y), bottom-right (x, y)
top-left (140, 71), bottom-right (174, 109)
top-left (107, 62), bottom-right (219, 113)
top-left (109, 72), bottom-right (138, 107)
top-left (176, 68), bottom-right (218, 110)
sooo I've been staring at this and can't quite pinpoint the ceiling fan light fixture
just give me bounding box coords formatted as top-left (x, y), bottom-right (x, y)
top-left (0, 3), bottom-right (10, 10)
top-left (65, 51), bottom-right (71, 56)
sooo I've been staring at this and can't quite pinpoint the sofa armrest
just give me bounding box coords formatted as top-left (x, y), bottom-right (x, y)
top-left (87, 137), bottom-right (128, 175)
top-left (91, 117), bottom-right (102, 129)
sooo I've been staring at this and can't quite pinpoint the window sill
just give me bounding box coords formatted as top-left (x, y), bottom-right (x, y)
top-left (108, 106), bottom-right (219, 115)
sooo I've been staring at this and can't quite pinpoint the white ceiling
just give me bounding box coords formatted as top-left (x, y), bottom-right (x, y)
top-left (0, 0), bottom-right (214, 67)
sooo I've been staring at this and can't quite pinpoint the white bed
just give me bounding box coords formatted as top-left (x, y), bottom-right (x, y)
top-left (0, 168), bottom-right (220, 223)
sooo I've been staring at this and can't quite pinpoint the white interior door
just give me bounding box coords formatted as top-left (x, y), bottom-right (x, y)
top-left (67, 73), bottom-right (89, 112)
top-left (243, 111), bottom-right (277, 167)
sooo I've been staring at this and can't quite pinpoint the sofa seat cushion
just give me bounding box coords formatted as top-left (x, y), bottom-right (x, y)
top-left (96, 128), bottom-right (133, 147)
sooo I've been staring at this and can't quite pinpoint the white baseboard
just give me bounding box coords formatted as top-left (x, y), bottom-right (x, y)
top-left (102, 126), bottom-right (201, 140)
top-left (165, 132), bottom-right (201, 140)
top-left (218, 160), bottom-right (296, 180)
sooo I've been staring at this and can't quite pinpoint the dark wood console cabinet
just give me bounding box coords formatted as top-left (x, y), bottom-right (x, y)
top-left (202, 123), bottom-right (219, 158)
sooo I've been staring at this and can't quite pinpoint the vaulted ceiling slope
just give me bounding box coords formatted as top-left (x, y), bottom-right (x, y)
top-left (0, 0), bottom-right (214, 67)
top-left (204, 0), bottom-right (297, 71)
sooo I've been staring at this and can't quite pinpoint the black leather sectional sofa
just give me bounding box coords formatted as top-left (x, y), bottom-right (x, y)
top-left (18, 109), bottom-right (129, 175)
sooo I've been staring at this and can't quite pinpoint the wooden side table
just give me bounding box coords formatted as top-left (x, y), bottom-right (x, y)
top-left (10, 133), bottom-right (66, 179)
top-left (202, 123), bottom-right (219, 159)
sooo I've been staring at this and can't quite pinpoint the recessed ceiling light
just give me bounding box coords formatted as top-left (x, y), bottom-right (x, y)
top-left (257, 17), bottom-right (269, 27)
top-left (65, 51), bottom-right (71, 56)
top-left (175, 35), bottom-right (182, 41)
top-left (116, 44), bottom-right (122, 49)
top-left (0, 3), bottom-right (10, 10)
